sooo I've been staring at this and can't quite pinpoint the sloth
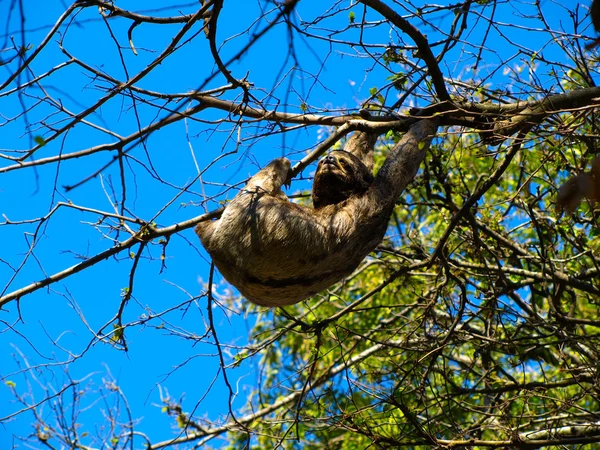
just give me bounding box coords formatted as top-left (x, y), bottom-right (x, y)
top-left (196, 119), bottom-right (438, 307)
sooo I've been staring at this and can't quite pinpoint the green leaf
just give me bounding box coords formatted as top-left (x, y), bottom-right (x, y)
top-left (111, 324), bottom-right (124, 343)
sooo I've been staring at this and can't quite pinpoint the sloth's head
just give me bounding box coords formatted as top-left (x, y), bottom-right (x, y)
top-left (312, 150), bottom-right (374, 209)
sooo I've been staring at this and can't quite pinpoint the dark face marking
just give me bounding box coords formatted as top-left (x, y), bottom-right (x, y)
top-left (312, 150), bottom-right (374, 209)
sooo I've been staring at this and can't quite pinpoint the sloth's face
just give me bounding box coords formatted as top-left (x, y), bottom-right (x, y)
top-left (317, 152), bottom-right (353, 179)
top-left (312, 150), bottom-right (373, 209)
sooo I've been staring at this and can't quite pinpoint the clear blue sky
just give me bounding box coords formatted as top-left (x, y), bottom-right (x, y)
top-left (0, 0), bottom-right (586, 447)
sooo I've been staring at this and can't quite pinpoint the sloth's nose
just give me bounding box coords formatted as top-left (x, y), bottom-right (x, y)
top-left (323, 154), bottom-right (336, 165)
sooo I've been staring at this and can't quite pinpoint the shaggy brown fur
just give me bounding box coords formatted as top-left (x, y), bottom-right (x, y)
top-left (196, 119), bottom-right (438, 307)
